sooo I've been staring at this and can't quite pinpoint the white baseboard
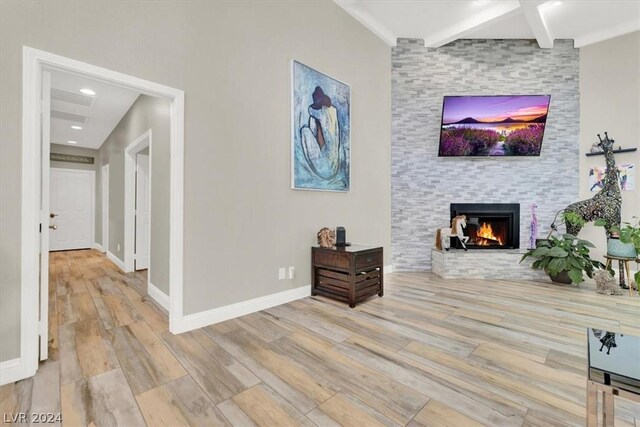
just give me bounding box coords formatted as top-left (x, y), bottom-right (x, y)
top-left (179, 285), bottom-right (311, 333)
top-left (92, 242), bottom-right (104, 252)
top-left (106, 251), bottom-right (127, 272)
top-left (384, 264), bottom-right (393, 274)
top-left (148, 282), bottom-right (170, 311)
top-left (0, 358), bottom-right (27, 386)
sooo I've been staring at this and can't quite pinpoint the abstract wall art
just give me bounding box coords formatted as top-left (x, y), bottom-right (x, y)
top-left (589, 163), bottom-right (635, 192)
top-left (292, 61), bottom-right (350, 191)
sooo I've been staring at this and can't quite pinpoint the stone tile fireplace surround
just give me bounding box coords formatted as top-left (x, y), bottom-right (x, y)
top-left (391, 39), bottom-right (579, 275)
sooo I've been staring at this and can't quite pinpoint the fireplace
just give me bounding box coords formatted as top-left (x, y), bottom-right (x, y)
top-left (450, 203), bottom-right (520, 249)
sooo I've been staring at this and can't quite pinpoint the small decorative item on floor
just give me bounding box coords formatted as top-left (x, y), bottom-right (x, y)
top-left (563, 132), bottom-right (622, 238)
top-left (529, 203), bottom-right (538, 249)
top-left (435, 215), bottom-right (469, 251)
top-left (317, 227), bottom-right (335, 248)
top-left (594, 270), bottom-right (623, 296)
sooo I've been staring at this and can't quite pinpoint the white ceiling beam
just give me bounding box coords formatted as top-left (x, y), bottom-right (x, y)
top-left (333, 0), bottom-right (398, 47)
top-left (521, 1), bottom-right (554, 48)
top-left (423, 0), bottom-right (521, 48)
top-left (574, 18), bottom-right (640, 48)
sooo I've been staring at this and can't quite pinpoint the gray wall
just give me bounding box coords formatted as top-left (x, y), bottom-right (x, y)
top-left (0, 1), bottom-right (391, 362)
top-left (579, 32), bottom-right (640, 262)
top-left (391, 39), bottom-right (580, 271)
top-left (98, 95), bottom-right (171, 296)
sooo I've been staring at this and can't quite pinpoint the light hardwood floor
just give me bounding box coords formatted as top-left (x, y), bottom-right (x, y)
top-left (1, 249), bottom-right (639, 426)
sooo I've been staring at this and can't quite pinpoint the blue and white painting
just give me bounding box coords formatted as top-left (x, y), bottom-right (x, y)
top-left (292, 61), bottom-right (350, 191)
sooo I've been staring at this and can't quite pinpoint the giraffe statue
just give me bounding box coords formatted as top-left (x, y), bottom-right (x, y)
top-left (564, 132), bottom-right (621, 237)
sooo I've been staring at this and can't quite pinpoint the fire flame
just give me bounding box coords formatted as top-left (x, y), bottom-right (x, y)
top-left (476, 222), bottom-right (503, 246)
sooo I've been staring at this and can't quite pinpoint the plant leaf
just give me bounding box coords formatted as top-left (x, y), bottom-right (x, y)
top-left (578, 239), bottom-right (595, 248)
top-left (568, 269), bottom-right (584, 284)
top-left (548, 247), bottom-right (569, 258)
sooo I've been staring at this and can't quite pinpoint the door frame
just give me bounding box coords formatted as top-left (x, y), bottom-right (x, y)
top-left (101, 164), bottom-right (109, 253)
top-left (49, 168), bottom-right (96, 252)
top-left (20, 46), bottom-right (185, 382)
top-left (124, 129), bottom-right (152, 273)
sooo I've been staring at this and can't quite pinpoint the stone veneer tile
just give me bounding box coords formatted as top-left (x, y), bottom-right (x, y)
top-left (392, 39), bottom-right (579, 271)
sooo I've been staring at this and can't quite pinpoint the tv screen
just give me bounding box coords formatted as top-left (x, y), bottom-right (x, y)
top-left (439, 95), bottom-right (551, 157)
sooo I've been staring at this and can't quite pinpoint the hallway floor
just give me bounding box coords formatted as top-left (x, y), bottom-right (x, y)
top-left (1, 249), bottom-right (639, 426)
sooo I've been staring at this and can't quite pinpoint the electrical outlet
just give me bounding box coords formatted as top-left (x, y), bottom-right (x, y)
top-left (278, 267), bottom-right (286, 280)
top-left (288, 266), bottom-right (295, 280)
top-left (117, 243), bottom-right (120, 251)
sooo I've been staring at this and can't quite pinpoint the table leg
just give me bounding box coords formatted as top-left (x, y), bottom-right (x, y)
top-left (623, 261), bottom-right (634, 296)
top-left (602, 390), bottom-right (614, 427)
top-left (587, 381), bottom-right (598, 427)
top-left (618, 260), bottom-right (627, 289)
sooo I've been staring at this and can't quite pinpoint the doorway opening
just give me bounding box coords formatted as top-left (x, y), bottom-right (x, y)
top-left (125, 131), bottom-right (151, 272)
top-left (101, 164), bottom-right (109, 253)
top-left (17, 47), bottom-right (185, 385)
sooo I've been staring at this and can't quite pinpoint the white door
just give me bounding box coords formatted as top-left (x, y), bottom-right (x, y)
top-left (49, 169), bottom-right (94, 251)
top-left (101, 164), bottom-right (109, 253)
top-left (39, 70), bottom-right (52, 361)
top-left (135, 153), bottom-right (150, 270)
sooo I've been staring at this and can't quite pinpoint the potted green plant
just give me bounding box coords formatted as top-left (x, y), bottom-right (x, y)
top-left (595, 218), bottom-right (638, 259)
top-left (617, 218), bottom-right (640, 285)
top-left (520, 234), bottom-right (605, 285)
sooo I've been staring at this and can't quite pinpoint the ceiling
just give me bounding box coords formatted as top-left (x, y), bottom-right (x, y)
top-left (334, 0), bottom-right (640, 48)
top-left (50, 70), bottom-right (140, 150)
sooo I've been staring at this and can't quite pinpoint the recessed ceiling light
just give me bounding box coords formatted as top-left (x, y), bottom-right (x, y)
top-left (79, 88), bottom-right (96, 96)
top-left (67, 140), bottom-right (78, 144)
top-left (70, 125), bottom-right (83, 130)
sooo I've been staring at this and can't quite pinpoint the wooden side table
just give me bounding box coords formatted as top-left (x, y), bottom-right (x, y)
top-left (311, 245), bottom-right (383, 308)
top-left (603, 255), bottom-right (639, 296)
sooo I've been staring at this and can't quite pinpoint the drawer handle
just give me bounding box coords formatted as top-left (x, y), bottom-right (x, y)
top-left (366, 257), bottom-right (373, 263)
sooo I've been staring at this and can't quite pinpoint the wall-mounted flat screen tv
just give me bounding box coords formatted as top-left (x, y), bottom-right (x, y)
top-left (439, 95), bottom-right (551, 157)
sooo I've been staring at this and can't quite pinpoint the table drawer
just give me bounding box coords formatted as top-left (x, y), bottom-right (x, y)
top-left (313, 250), bottom-right (351, 271)
top-left (355, 250), bottom-right (382, 271)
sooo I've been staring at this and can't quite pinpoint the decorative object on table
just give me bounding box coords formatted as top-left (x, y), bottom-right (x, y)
top-left (316, 227), bottom-right (335, 248)
top-left (563, 132), bottom-right (621, 238)
top-left (529, 203), bottom-right (538, 249)
top-left (598, 331), bottom-right (621, 355)
top-left (594, 270), bottom-right (624, 296)
top-left (435, 215), bottom-right (469, 251)
top-left (589, 163), bottom-right (635, 191)
top-left (311, 245), bottom-right (383, 308)
top-left (291, 61), bottom-right (350, 192)
top-left (335, 226), bottom-right (351, 247)
top-left (520, 233), bottom-right (605, 285)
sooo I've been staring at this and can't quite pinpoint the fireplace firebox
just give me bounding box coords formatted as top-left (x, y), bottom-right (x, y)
top-left (450, 203), bottom-right (520, 249)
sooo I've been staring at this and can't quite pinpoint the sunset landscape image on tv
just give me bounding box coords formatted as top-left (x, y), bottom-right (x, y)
top-left (439, 95), bottom-right (551, 156)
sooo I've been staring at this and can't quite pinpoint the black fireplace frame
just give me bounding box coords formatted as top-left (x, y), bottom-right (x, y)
top-left (450, 203), bottom-right (520, 249)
